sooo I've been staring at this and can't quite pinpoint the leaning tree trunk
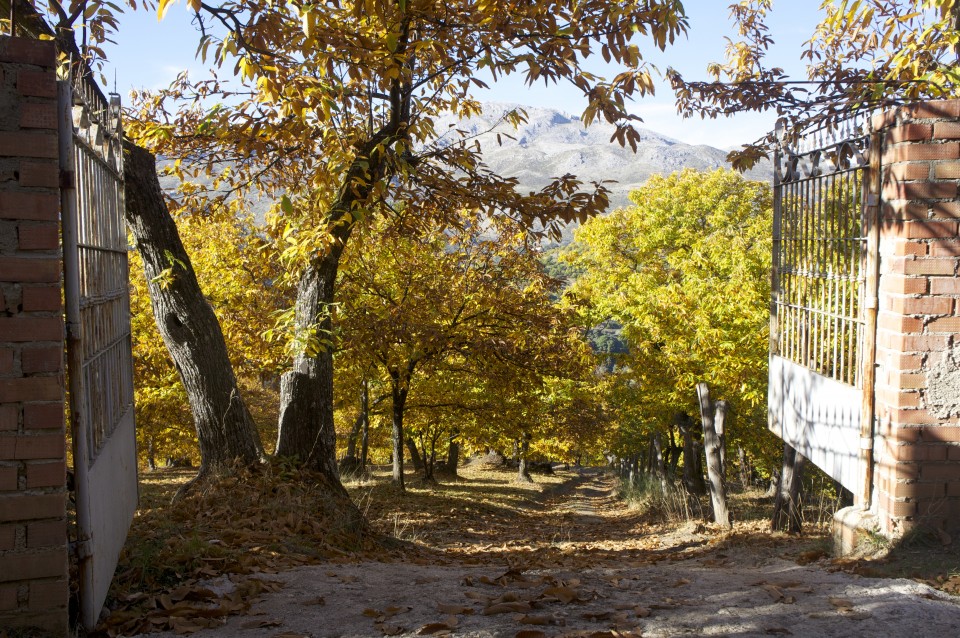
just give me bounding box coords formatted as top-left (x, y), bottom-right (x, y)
top-left (406, 437), bottom-right (424, 472)
top-left (123, 141), bottom-right (263, 474)
top-left (697, 383), bottom-right (731, 528)
top-left (772, 442), bottom-right (807, 533)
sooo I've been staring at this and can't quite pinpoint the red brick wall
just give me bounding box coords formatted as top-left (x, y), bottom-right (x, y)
top-left (0, 36), bottom-right (68, 636)
top-left (873, 99), bottom-right (960, 537)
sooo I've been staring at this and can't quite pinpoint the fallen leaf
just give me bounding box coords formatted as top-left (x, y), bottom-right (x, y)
top-left (829, 597), bottom-right (854, 612)
top-left (377, 623), bottom-right (405, 636)
top-left (765, 628), bottom-right (792, 635)
top-left (516, 631), bottom-right (548, 638)
top-left (464, 591), bottom-right (489, 602)
top-left (484, 601), bottom-right (533, 615)
top-left (582, 610), bottom-right (611, 620)
top-left (241, 619), bottom-right (283, 629)
top-left (543, 586), bottom-right (578, 604)
top-left (634, 606), bottom-right (651, 618)
top-left (301, 596), bottom-right (326, 606)
top-left (437, 603), bottom-right (474, 615)
top-left (517, 614), bottom-right (554, 625)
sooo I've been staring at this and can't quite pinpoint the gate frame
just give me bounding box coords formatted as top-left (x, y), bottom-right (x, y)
top-left (59, 70), bottom-right (138, 630)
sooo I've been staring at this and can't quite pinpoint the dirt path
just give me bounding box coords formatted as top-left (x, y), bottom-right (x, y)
top-left (131, 471), bottom-right (960, 638)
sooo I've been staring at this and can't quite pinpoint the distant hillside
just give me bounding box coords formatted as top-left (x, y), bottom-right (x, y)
top-left (432, 103), bottom-right (772, 210)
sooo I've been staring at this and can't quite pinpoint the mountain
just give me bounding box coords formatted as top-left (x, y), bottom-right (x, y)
top-left (431, 103), bottom-right (773, 210)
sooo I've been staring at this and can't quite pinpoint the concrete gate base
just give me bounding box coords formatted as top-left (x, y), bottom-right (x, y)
top-left (833, 506), bottom-right (881, 556)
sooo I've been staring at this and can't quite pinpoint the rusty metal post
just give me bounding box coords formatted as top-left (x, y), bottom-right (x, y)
top-left (858, 129), bottom-right (882, 510)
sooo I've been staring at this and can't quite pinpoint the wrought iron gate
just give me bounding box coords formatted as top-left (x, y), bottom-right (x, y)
top-left (768, 115), bottom-right (879, 497)
top-left (59, 71), bottom-right (138, 630)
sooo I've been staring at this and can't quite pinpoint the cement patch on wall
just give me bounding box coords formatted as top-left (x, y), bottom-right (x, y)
top-left (927, 344), bottom-right (960, 419)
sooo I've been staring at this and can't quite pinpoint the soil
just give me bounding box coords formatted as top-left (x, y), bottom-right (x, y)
top-left (127, 467), bottom-right (960, 638)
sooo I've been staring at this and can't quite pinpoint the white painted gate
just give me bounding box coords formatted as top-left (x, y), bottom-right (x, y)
top-left (768, 116), bottom-right (880, 498)
top-left (59, 72), bottom-right (138, 630)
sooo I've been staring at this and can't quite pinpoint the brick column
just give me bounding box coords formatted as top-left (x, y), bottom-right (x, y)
top-left (873, 99), bottom-right (960, 538)
top-left (0, 36), bottom-right (69, 636)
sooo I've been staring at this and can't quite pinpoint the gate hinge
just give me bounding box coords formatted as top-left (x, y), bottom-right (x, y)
top-left (60, 169), bottom-right (75, 190)
top-left (71, 535), bottom-right (93, 561)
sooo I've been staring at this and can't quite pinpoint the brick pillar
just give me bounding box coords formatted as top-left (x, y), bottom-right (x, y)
top-left (0, 36), bottom-right (69, 636)
top-left (873, 99), bottom-right (960, 538)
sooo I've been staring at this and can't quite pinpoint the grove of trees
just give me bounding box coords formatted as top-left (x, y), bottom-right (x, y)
top-left (28, 0), bottom-right (960, 523)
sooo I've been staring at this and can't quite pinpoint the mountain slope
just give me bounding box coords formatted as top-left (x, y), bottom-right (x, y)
top-left (432, 103), bottom-right (772, 209)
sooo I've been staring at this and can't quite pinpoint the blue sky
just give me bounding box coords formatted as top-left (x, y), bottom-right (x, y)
top-left (103, 1), bottom-right (822, 149)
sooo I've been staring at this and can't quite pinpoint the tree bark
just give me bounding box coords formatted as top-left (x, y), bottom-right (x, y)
top-left (406, 437), bottom-right (423, 472)
top-left (122, 141), bottom-right (263, 474)
top-left (653, 431), bottom-right (668, 491)
top-left (275, 256), bottom-right (346, 495)
top-left (388, 370), bottom-right (410, 490)
top-left (444, 433), bottom-right (460, 477)
top-left (517, 433), bottom-right (534, 483)
top-left (359, 378), bottom-right (370, 471)
top-left (678, 413), bottom-right (705, 495)
top-left (275, 128), bottom-right (396, 488)
top-left (697, 383), bottom-right (731, 528)
top-left (771, 442), bottom-right (806, 533)
top-left (737, 445), bottom-right (752, 489)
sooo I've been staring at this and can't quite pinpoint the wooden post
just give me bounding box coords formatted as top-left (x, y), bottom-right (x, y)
top-left (697, 383), bottom-right (731, 528)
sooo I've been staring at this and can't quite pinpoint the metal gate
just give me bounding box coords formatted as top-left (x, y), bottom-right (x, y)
top-left (768, 115), bottom-right (880, 498)
top-left (59, 71), bottom-right (138, 630)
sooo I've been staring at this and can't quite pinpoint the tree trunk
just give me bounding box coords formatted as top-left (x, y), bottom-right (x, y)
top-left (771, 442), bottom-right (806, 533)
top-left (359, 379), bottom-right (370, 471)
top-left (122, 141), bottom-right (263, 475)
top-left (653, 432), bottom-right (668, 491)
top-left (517, 433), bottom-right (533, 483)
top-left (275, 123), bottom-right (396, 490)
top-left (697, 383), bottom-right (731, 528)
top-left (678, 413), bottom-right (705, 495)
top-left (406, 437), bottom-right (423, 472)
top-left (737, 445), bottom-right (752, 490)
top-left (389, 371), bottom-right (409, 490)
top-left (444, 434), bottom-right (460, 477)
top-left (344, 411), bottom-right (362, 461)
top-left (275, 256), bottom-right (346, 495)
top-left (715, 400), bottom-right (729, 476)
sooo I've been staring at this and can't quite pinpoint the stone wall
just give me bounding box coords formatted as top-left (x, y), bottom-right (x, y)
top-left (873, 99), bottom-right (960, 538)
top-left (0, 35), bottom-right (69, 636)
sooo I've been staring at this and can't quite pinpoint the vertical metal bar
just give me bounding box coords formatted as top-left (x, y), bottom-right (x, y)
top-left (771, 142), bottom-right (783, 359)
top-left (859, 129), bottom-right (882, 510)
top-left (60, 79), bottom-right (97, 631)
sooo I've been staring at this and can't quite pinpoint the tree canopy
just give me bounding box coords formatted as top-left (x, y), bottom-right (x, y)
top-left (563, 168), bottom-right (777, 467)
